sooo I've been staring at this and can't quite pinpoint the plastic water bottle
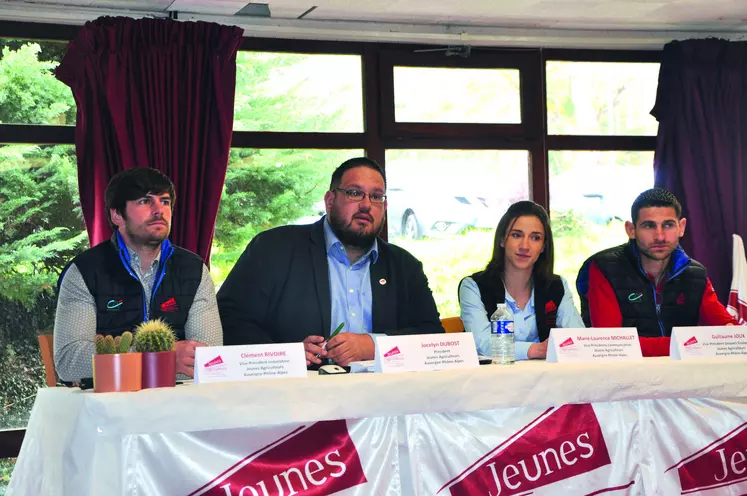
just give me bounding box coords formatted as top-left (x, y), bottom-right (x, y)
top-left (490, 303), bottom-right (515, 365)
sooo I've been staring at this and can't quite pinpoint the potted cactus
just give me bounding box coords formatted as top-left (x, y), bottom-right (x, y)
top-left (134, 319), bottom-right (177, 389)
top-left (92, 331), bottom-right (142, 393)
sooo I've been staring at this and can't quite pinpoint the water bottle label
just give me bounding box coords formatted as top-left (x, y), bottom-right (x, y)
top-left (491, 320), bottom-right (514, 335)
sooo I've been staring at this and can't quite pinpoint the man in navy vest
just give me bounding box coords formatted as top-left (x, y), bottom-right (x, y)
top-left (54, 168), bottom-right (222, 382)
top-left (218, 157), bottom-right (443, 367)
top-left (577, 188), bottom-right (737, 356)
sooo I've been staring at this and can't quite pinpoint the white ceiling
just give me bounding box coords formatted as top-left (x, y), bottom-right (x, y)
top-left (2, 0), bottom-right (747, 48)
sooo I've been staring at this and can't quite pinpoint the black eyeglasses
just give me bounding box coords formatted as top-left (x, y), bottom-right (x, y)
top-left (333, 188), bottom-right (387, 204)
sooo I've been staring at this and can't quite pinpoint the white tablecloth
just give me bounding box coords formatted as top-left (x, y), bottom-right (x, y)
top-left (9, 358), bottom-right (747, 495)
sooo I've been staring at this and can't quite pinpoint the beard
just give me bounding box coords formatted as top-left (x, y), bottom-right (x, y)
top-left (637, 240), bottom-right (676, 261)
top-left (327, 209), bottom-right (383, 249)
top-left (124, 220), bottom-right (170, 248)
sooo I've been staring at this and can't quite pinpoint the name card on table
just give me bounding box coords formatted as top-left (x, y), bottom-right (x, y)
top-left (546, 328), bottom-right (642, 363)
top-left (194, 343), bottom-right (307, 384)
top-left (670, 326), bottom-right (747, 360)
top-left (374, 333), bottom-right (479, 373)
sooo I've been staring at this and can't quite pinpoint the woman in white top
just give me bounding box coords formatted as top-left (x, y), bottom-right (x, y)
top-left (459, 201), bottom-right (584, 360)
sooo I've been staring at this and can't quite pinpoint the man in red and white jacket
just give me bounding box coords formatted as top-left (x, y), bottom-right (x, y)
top-left (576, 188), bottom-right (738, 357)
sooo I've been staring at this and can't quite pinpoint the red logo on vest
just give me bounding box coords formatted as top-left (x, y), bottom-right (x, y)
top-left (545, 300), bottom-right (557, 313)
top-left (666, 421), bottom-right (747, 493)
top-left (160, 297), bottom-right (179, 312)
top-left (438, 404), bottom-right (612, 495)
top-left (188, 420), bottom-right (367, 496)
top-left (677, 293), bottom-right (686, 305)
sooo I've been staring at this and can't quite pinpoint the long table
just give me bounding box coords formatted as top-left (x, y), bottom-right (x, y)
top-left (8, 358), bottom-right (747, 495)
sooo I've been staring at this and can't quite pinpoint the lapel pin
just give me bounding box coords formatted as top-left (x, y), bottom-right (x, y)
top-left (379, 278), bottom-right (387, 285)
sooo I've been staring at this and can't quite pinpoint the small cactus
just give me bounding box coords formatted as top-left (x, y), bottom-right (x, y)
top-left (94, 331), bottom-right (133, 354)
top-left (133, 319), bottom-right (176, 353)
top-left (94, 334), bottom-right (106, 355)
top-left (114, 331), bottom-right (133, 354)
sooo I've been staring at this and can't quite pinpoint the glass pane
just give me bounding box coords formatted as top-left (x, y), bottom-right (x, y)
top-left (550, 150), bottom-right (655, 305)
top-left (386, 149), bottom-right (530, 317)
top-left (234, 52), bottom-right (363, 132)
top-left (0, 145), bottom-right (87, 432)
top-left (546, 61), bottom-right (659, 136)
top-left (211, 149), bottom-right (364, 287)
top-left (393, 67), bottom-right (521, 124)
top-left (0, 39), bottom-right (76, 125)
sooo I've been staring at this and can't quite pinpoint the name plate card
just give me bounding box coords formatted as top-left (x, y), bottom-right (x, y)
top-left (194, 343), bottom-right (307, 384)
top-left (374, 333), bottom-right (479, 373)
top-left (547, 328), bottom-right (642, 363)
top-left (670, 326), bottom-right (747, 360)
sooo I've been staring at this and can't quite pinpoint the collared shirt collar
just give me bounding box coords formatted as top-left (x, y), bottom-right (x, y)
top-left (322, 215), bottom-right (379, 266)
top-left (113, 231), bottom-right (163, 277)
top-left (126, 245), bottom-right (162, 277)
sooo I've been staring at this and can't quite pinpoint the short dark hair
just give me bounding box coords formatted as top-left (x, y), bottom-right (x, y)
top-left (483, 200), bottom-right (558, 287)
top-left (329, 157), bottom-right (386, 190)
top-left (105, 168), bottom-right (175, 229)
top-left (631, 188), bottom-right (682, 224)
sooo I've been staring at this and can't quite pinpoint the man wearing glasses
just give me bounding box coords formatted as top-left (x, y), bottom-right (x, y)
top-left (218, 157), bottom-right (444, 367)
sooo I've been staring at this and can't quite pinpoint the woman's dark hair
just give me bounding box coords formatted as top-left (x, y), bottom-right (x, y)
top-left (482, 200), bottom-right (557, 287)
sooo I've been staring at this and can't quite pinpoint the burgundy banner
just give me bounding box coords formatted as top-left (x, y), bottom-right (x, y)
top-left (441, 404), bottom-right (612, 496)
top-left (189, 420), bottom-right (367, 496)
top-left (668, 421), bottom-right (747, 494)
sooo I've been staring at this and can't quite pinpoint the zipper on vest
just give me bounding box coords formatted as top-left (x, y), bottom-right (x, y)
top-left (115, 237), bottom-right (148, 322)
top-left (634, 252), bottom-right (667, 337)
top-left (657, 263), bottom-right (691, 337)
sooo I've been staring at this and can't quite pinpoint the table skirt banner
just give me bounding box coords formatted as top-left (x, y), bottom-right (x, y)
top-left (405, 399), bottom-right (747, 495)
top-left (125, 417), bottom-right (401, 495)
top-left (9, 399), bottom-right (747, 495)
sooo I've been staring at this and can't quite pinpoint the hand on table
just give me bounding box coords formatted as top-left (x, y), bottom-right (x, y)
top-left (326, 333), bottom-right (374, 367)
top-left (175, 340), bottom-right (207, 377)
top-left (527, 339), bottom-right (549, 360)
top-left (303, 335), bottom-right (327, 366)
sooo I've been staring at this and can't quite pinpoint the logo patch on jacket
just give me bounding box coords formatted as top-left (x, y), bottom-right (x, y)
top-left (160, 297), bottom-right (179, 312)
top-left (545, 300), bottom-right (558, 313)
top-left (677, 293), bottom-right (686, 305)
top-left (106, 299), bottom-right (124, 311)
top-left (628, 292), bottom-right (644, 302)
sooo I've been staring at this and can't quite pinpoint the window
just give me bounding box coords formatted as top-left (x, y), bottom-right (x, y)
top-left (211, 148), bottom-right (364, 286)
top-left (0, 26), bottom-right (662, 487)
top-left (0, 145), bottom-right (87, 436)
top-left (546, 61), bottom-right (660, 136)
top-left (234, 52), bottom-right (364, 132)
top-left (549, 150), bottom-right (655, 300)
top-left (386, 149), bottom-right (530, 317)
top-left (0, 39), bottom-right (75, 125)
top-left (393, 66), bottom-right (521, 124)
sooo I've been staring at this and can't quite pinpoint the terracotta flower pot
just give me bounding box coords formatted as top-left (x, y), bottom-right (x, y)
top-left (142, 351), bottom-right (177, 389)
top-left (93, 352), bottom-right (142, 393)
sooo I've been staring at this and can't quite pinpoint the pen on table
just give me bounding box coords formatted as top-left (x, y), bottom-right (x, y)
top-left (316, 322), bottom-right (345, 358)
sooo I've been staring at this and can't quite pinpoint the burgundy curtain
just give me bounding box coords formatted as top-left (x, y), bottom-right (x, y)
top-left (56, 17), bottom-right (243, 263)
top-left (651, 39), bottom-right (747, 301)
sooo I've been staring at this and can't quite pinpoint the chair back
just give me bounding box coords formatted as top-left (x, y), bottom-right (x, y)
top-left (441, 316), bottom-right (465, 333)
top-left (37, 334), bottom-right (56, 387)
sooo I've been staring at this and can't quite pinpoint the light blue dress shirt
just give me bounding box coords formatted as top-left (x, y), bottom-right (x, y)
top-left (322, 218), bottom-right (381, 349)
top-left (459, 276), bottom-right (585, 360)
